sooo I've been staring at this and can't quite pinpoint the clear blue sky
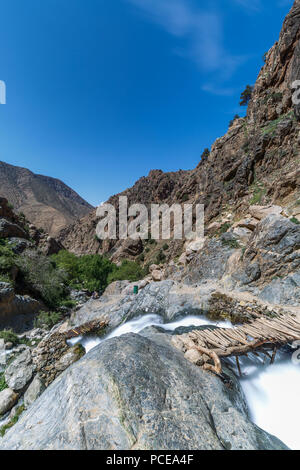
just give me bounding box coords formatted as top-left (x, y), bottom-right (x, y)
top-left (0, 0), bottom-right (294, 206)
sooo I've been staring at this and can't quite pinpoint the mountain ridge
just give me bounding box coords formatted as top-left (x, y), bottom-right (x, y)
top-left (0, 161), bottom-right (93, 237)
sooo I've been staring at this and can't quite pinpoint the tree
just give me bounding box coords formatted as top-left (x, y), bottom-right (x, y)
top-left (240, 85), bottom-right (253, 106)
top-left (201, 148), bottom-right (210, 162)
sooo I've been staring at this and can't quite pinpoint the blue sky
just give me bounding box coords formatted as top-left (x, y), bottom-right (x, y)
top-left (0, 0), bottom-right (294, 206)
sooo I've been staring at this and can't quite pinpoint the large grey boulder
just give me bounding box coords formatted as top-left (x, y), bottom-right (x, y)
top-left (0, 332), bottom-right (288, 450)
top-left (5, 348), bottom-right (34, 392)
top-left (24, 375), bottom-right (45, 408)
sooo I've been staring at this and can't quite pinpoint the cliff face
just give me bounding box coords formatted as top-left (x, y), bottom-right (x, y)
top-left (59, 1), bottom-right (300, 259)
top-left (0, 161), bottom-right (93, 237)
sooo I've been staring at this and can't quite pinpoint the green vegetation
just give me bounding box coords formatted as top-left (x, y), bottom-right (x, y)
top-left (0, 238), bottom-right (16, 276)
top-left (240, 85), bottom-right (253, 106)
top-left (0, 329), bottom-right (34, 348)
top-left (219, 222), bottom-right (232, 234)
top-left (155, 250), bottom-right (166, 264)
top-left (262, 51), bottom-right (268, 63)
top-left (0, 405), bottom-right (25, 436)
top-left (52, 250), bottom-right (114, 293)
top-left (0, 373), bottom-right (7, 392)
top-left (16, 250), bottom-right (68, 309)
top-left (34, 311), bottom-right (63, 330)
top-left (108, 260), bottom-right (146, 283)
top-left (221, 239), bottom-right (240, 249)
top-left (262, 111), bottom-right (296, 137)
top-left (0, 329), bottom-right (20, 346)
top-left (290, 217), bottom-right (300, 225)
top-left (249, 180), bottom-right (266, 205)
top-left (201, 148), bottom-right (210, 162)
top-left (162, 243), bottom-right (169, 251)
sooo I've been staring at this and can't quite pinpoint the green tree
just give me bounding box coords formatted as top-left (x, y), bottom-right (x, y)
top-left (240, 85), bottom-right (253, 106)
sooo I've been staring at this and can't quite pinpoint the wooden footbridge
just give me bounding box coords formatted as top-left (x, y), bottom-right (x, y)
top-left (171, 314), bottom-right (300, 375)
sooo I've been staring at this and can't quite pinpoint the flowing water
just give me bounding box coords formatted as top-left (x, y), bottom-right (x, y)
top-left (68, 313), bottom-right (300, 450)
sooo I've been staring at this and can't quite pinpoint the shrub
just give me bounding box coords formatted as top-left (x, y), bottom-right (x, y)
top-left (0, 373), bottom-right (7, 392)
top-left (219, 222), bottom-right (232, 234)
top-left (0, 239), bottom-right (16, 275)
top-left (290, 217), bottom-right (300, 225)
top-left (162, 243), bottom-right (169, 251)
top-left (108, 260), bottom-right (146, 283)
top-left (201, 148), bottom-right (210, 162)
top-left (0, 329), bottom-right (20, 346)
top-left (221, 239), bottom-right (240, 249)
top-left (52, 250), bottom-right (114, 293)
top-left (240, 85), bottom-right (253, 106)
top-left (60, 299), bottom-right (77, 309)
top-left (34, 311), bottom-right (63, 330)
top-left (16, 250), bottom-right (68, 308)
top-left (155, 250), bottom-right (166, 264)
top-left (0, 405), bottom-right (25, 436)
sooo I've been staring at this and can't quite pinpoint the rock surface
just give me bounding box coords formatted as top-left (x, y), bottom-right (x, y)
top-left (0, 332), bottom-right (288, 450)
top-left (5, 348), bottom-right (34, 392)
top-left (0, 283), bottom-right (43, 331)
top-left (24, 375), bottom-right (45, 408)
top-left (0, 388), bottom-right (18, 416)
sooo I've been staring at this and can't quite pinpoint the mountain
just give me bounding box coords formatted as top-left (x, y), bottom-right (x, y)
top-left (0, 161), bottom-right (93, 237)
top-left (59, 1), bottom-right (300, 262)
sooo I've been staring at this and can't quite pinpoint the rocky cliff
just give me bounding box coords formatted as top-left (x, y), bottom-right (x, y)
top-left (59, 1), bottom-right (300, 264)
top-left (0, 161), bottom-right (93, 237)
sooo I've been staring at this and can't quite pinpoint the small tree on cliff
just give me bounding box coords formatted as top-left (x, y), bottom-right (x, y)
top-left (240, 85), bottom-right (253, 106)
top-left (201, 148), bottom-right (210, 162)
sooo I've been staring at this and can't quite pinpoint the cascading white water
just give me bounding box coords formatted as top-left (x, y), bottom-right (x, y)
top-left (68, 313), bottom-right (300, 449)
top-left (67, 313), bottom-right (232, 353)
top-left (236, 351), bottom-right (300, 450)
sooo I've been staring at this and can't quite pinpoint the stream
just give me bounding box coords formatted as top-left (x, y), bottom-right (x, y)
top-left (68, 313), bottom-right (300, 450)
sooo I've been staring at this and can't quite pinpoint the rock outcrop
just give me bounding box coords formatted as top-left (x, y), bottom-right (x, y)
top-left (0, 332), bottom-right (288, 450)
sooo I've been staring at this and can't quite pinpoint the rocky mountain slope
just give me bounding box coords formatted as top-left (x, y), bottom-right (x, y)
top-left (0, 161), bottom-right (93, 237)
top-left (59, 1), bottom-right (300, 263)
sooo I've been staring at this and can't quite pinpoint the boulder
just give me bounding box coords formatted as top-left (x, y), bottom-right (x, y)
top-left (5, 349), bottom-right (34, 392)
top-left (152, 269), bottom-right (163, 282)
top-left (232, 227), bottom-right (252, 243)
top-left (233, 217), bottom-right (258, 231)
top-left (0, 283), bottom-right (43, 332)
top-left (234, 215), bottom-right (300, 291)
top-left (0, 218), bottom-right (27, 239)
top-left (24, 376), bottom-right (45, 408)
top-left (0, 333), bottom-right (288, 450)
top-left (7, 238), bottom-right (33, 254)
top-left (0, 388), bottom-right (18, 416)
top-left (249, 205), bottom-right (282, 221)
